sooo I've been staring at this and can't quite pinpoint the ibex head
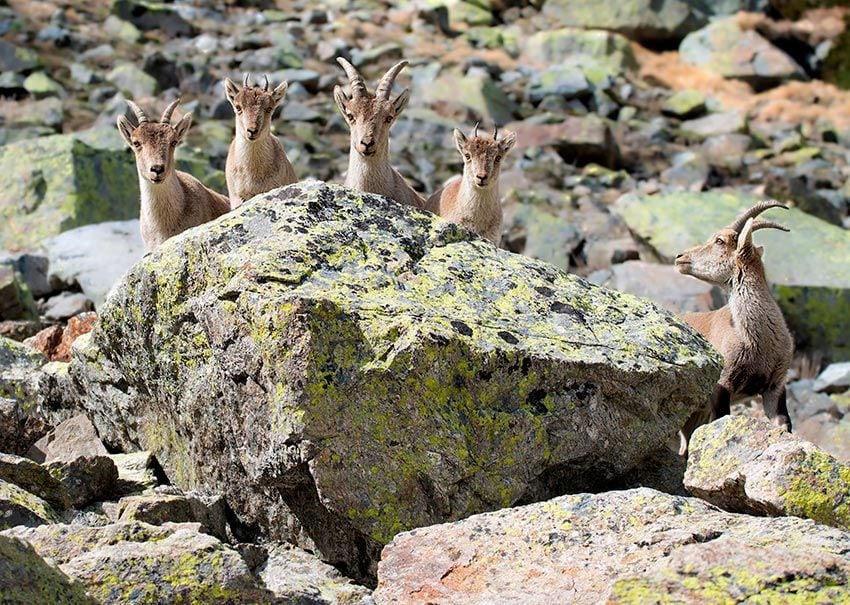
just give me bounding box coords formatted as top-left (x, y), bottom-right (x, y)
top-left (675, 200), bottom-right (789, 285)
top-left (333, 57), bottom-right (410, 158)
top-left (224, 74), bottom-right (288, 142)
top-left (117, 98), bottom-right (191, 184)
top-left (454, 123), bottom-right (517, 188)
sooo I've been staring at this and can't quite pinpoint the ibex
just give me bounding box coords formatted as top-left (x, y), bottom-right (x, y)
top-left (224, 73), bottom-right (296, 209)
top-left (117, 99), bottom-right (230, 251)
top-left (333, 57), bottom-right (426, 208)
top-left (674, 201), bottom-right (794, 454)
top-left (426, 124), bottom-right (516, 245)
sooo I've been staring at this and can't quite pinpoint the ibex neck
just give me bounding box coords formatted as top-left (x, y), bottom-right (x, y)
top-left (346, 146), bottom-right (393, 191)
top-left (458, 173), bottom-right (500, 211)
top-left (729, 258), bottom-right (774, 345)
top-left (235, 130), bottom-right (275, 158)
top-left (139, 169), bottom-right (185, 219)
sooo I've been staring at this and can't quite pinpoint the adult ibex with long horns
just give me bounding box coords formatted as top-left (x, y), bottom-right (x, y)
top-left (117, 98), bottom-right (230, 251)
top-left (333, 57), bottom-right (426, 208)
top-left (674, 201), bottom-right (794, 454)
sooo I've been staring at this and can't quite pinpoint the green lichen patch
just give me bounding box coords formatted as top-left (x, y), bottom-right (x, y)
top-left (782, 449), bottom-right (850, 530)
top-left (0, 478), bottom-right (60, 529)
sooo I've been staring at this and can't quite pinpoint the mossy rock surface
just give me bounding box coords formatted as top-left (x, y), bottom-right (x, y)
top-left (616, 189), bottom-right (850, 359)
top-left (70, 181), bottom-right (720, 582)
top-left (685, 416), bottom-right (850, 530)
top-left (0, 478), bottom-right (60, 530)
top-left (375, 487), bottom-right (850, 603)
top-left (0, 134), bottom-right (139, 251)
top-left (0, 535), bottom-right (95, 605)
top-left (0, 336), bottom-right (46, 412)
top-left (3, 521), bottom-right (271, 604)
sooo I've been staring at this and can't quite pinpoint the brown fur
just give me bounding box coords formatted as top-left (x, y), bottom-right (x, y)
top-left (224, 77), bottom-right (296, 209)
top-left (674, 206), bottom-right (794, 454)
top-left (117, 101), bottom-right (230, 252)
top-left (426, 128), bottom-right (516, 244)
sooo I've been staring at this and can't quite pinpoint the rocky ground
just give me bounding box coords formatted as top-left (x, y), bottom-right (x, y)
top-left (3, 0), bottom-right (850, 602)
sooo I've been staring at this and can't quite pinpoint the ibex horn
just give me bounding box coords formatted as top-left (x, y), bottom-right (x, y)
top-left (729, 200), bottom-right (788, 233)
top-left (263, 74), bottom-right (269, 91)
top-left (473, 121), bottom-right (480, 138)
top-left (375, 60), bottom-right (408, 100)
top-left (493, 125), bottom-right (499, 140)
top-left (751, 220), bottom-right (790, 233)
top-left (126, 100), bottom-right (149, 124)
top-left (243, 73), bottom-right (250, 88)
top-left (336, 57), bottom-right (368, 98)
top-left (160, 98), bottom-right (181, 125)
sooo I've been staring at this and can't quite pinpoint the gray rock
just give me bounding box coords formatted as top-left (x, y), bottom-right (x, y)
top-left (660, 150), bottom-right (710, 191)
top-left (589, 260), bottom-right (726, 315)
top-left (259, 543), bottom-right (373, 604)
top-left (375, 487), bottom-right (850, 604)
top-left (0, 397), bottom-right (50, 457)
top-left (111, 0), bottom-right (195, 37)
top-left (42, 220), bottom-right (145, 309)
top-left (114, 491), bottom-right (228, 541)
top-left (421, 69), bottom-right (516, 126)
top-left (661, 89), bottom-right (706, 119)
top-left (510, 115), bottom-right (621, 168)
top-left (105, 62), bottom-right (158, 98)
top-left (0, 478), bottom-right (59, 529)
top-left (700, 133), bottom-right (752, 170)
top-left (69, 181), bottom-right (720, 583)
top-left (814, 362), bottom-right (850, 394)
top-left (0, 452), bottom-right (70, 509)
top-left (41, 292), bottom-right (93, 322)
top-left (680, 110), bottom-right (747, 139)
top-left (685, 416), bottom-right (850, 530)
top-left (521, 27), bottom-right (637, 74)
top-left (0, 263), bottom-right (37, 321)
top-left (27, 414), bottom-right (108, 464)
top-left (0, 39), bottom-right (40, 73)
top-left (526, 65), bottom-right (591, 104)
top-left (109, 451), bottom-right (159, 491)
top-left (46, 456), bottom-right (118, 509)
top-left (0, 534), bottom-right (94, 604)
top-left (0, 336), bottom-right (46, 412)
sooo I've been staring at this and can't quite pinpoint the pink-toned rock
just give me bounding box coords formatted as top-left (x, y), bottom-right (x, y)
top-left (54, 312), bottom-right (97, 362)
top-left (27, 414), bottom-right (108, 464)
top-left (24, 325), bottom-right (63, 360)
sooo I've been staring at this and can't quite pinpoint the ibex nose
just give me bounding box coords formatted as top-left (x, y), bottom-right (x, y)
top-left (247, 127), bottom-right (258, 138)
top-left (150, 165), bottom-right (165, 176)
top-left (475, 174), bottom-right (488, 185)
top-left (675, 253), bottom-right (683, 259)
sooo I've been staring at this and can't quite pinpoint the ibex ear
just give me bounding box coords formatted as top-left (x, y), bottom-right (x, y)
top-left (224, 78), bottom-right (240, 103)
top-left (500, 131), bottom-right (517, 154)
top-left (393, 88), bottom-right (410, 115)
top-left (737, 218), bottom-right (754, 253)
top-left (756, 245), bottom-right (764, 258)
top-left (272, 81), bottom-right (288, 105)
top-left (116, 115), bottom-right (135, 147)
top-left (453, 128), bottom-right (468, 155)
top-left (333, 85), bottom-right (350, 119)
top-left (173, 112), bottom-right (193, 141)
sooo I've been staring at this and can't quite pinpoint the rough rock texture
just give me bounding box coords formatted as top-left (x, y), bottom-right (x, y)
top-left (0, 478), bottom-right (59, 529)
top-left (27, 413), bottom-right (109, 463)
top-left (616, 189), bottom-right (850, 358)
top-left (374, 488), bottom-right (850, 604)
top-left (3, 521), bottom-right (270, 604)
top-left (259, 543), bottom-right (374, 604)
top-left (509, 115), bottom-right (621, 168)
top-left (0, 396), bottom-right (50, 456)
top-left (0, 534), bottom-right (95, 605)
top-left (0, 134), bottom-right (138, 251)
top-left (70, 181), bottom-right (720, 581)
top-left (115, 492), bottom-right (228, 541)
top-left (43, 220), bottom-right (145, 308)
top-left (0, 335), bottom-right (46, 411)
top-left (684, 416), bottom-right (850, 529)
top-left (46, 455), bottom-right (118, 508)
top-left (680, 18), bottom-right (805, 89)
top-left (0, 452), bottom-right (70, 509)
top-left (0, 263), bottom-right (37, 321)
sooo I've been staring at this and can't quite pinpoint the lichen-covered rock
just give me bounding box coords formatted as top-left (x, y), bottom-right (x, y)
top-left (661, 88), bottom-right (707, 119)
top-left (421, 70), bottom-right (516, 126)
top-left (615, 189), bottom-right (850, 359)
top-left (0, 453), bottom-right (70, 509)
top-left (374, 487), bottom-right (850, 604)
top-left (46, 455), bottom-right (118, 508)
top-left (111, 0), bottom-right (195, 36)
top-left (509, 115), bottom-right (621, 168)
top-left (520, 28), bottom-right (637, 75)
top-left (0, 535), bottom-right (95, 605)
top-left (0, 263), bottom-right (37, 321)
top-left (0, 336), bottom-right (46, 412)
top-left (0, 134), bottom-right (139, 251)
top-left (109, 450), bottom-right (160, 490)
top-left (259, 543), bottom-right (374, 604)
top-left (3, 521), bottom-right (271, 604)
top-left (680, 18), bottom-right (806, 89)
top-left (0, 478), bottom-right (60, 529)
top-left (540, 0), bottom-right (709, 43)
top-left (684, 416), bottom-right (850, 530)
top-left (28, 413), bottom-right (109, 464)
top-left (116, 491), bottom-right (228, 540)
top-left (0, 397), bottom-right (50, 457)
top-left (70, 181), bottom-right (720, 581)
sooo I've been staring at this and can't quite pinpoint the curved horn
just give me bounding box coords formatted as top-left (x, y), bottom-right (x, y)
top-left (263, 74), bottom-right (269, 91)
top-left (472, 121), bottom-right (479, 138)
top-left (160, 98), bottom-right (181, 125)
top-left (243, 73), bottom-right (250, 88)
top-left (126, 100), bottom-right (149, 124)
top-left (729, 200), bottom-right (788, 233)
top-left (375, 59), bottom-right (408, 100)
top-left (751, 219), bottom-right (790, 233)
top-left (336, 57), bottom-right (368, 98)
top-left (493, 125), bottom-right (498, 140)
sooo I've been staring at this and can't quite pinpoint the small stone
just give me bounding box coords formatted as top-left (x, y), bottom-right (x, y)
top-left (814, 362), bottom-right (850, 394)
top-left (661, 150), bottom-right (709, 191)
top-left (103, 14), bottom-right (142, 44)
top-left (661, 89), bottom-right (706, 119)
top-left (0, 39), bottom-right (40, 73)
top-left (22, 71), bottom-right (65, 99)
top-left (700, 133), bottom-right (752, 170)
top-left (41, 292), bottom-right (93, 322)
top-left (680, 110), bottom-right (746, 140)
top-left (526, 66), bottom-right (592, 103)
top-left (27, 414), bottom-right (108, 464)
top-left (46, 456), bottom-right (118, 508)
top-left (105, 62), bottom-right (158, 98)
top-left (0, 264), bottom-right (37, 321)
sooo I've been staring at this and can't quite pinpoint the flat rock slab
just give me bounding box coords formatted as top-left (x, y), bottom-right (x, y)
top-left (0, 478), bottom-right (59, 530)
top-left (684, 416), bottom-right (850, 530)
top-left (70, 181), bottom-right (719, 582)
top-left (615, 189), bottom-right (850, 358)
top-left (374, 487), bottom-right (850, 604)
top-left (0, 535), bottom-right (95, 605)
top-left (27, 413), bottom-right (108, 464)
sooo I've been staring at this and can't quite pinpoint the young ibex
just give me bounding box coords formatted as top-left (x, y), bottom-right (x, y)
top-left (117, 99), bottom-right (230, 251)
top-left (674, 201), bottom-right (794, 454)
top-left (426, 124), bottom-right (516, 245)
top-left (333, 57), bottom-right (426, 208)
top-left (224, 73), bottom-right (296, 209)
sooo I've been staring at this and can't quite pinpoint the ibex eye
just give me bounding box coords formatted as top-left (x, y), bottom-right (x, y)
top-left (464, 154), bottom-right (471, 161)
top-left (715, 238), bottom-right (724, 245)
top-left (385, 116), bottom-right (393, 124)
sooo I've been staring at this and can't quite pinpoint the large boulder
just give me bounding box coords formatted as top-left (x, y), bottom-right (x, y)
top-left (684, 416), bottom-right (850, 530)
top-left (0, 535), bottom-right (95, 605)
top-left (374, 488), bottom-right (850, 604)
top-left (0, 135), bottom-right (139, 251)
top-left (69, 181), bottom-right (720, 581)
top-left (0, 479), bottom-right (59, 529)
top-left (615, 190), bottom-right (850, 359)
